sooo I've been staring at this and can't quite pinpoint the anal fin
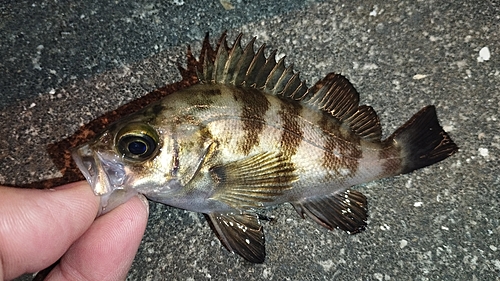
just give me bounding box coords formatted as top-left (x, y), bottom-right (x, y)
top-left (291, 190), bottom-right (368, 234)
top-left (206, 213), bottom-right (265, 263)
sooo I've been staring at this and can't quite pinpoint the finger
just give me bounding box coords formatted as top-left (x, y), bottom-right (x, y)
top-left (0, 181), bottom-right (100, 280)
top-left (46, 194), bottom-right (149, 281)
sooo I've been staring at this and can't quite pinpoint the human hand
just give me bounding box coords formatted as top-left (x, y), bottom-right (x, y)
top-left (0, 181), bottom-right (149, 281)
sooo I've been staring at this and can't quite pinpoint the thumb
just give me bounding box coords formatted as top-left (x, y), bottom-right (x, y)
top-left (46, 194), bottom-right (149, 281)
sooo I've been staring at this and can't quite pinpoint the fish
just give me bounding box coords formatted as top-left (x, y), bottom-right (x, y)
top-left (72, 33), bottom-right (458, 263)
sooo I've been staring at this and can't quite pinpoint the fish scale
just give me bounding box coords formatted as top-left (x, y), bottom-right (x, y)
top-left (72, 33), bottom-right (458, 263)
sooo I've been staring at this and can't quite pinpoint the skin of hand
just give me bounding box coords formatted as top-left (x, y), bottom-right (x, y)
top-left (0, 181), bottom-right (149, 281)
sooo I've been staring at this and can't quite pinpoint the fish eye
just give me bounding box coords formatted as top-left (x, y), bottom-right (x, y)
top-left (116, 123), bottom-right (159, 161)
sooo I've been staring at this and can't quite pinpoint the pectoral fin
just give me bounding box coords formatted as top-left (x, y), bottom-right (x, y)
top-left (291, 190), bottom-right (368, 234)
top-left (207, 213), bottom-right (265, 263)
top-left (209, 152), bottom-right (297, 209)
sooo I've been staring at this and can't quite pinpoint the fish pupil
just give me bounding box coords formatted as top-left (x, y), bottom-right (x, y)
top-left (128, 140), bottom-right (147, 155)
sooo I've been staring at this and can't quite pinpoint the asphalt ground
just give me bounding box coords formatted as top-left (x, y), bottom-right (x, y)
top-left (2, 1), bottom-right (499, 280)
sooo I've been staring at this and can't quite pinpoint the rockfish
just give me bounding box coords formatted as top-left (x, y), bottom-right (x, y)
top-left (72, 33), bottom-right (458, 262)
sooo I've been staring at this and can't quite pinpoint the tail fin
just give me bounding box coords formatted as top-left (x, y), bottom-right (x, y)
top-left (387, 105), bottom-right (458, 174)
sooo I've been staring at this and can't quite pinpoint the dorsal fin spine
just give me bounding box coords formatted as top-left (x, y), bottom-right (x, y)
top-left (201, 49), bottom-right (213, 83)
top-left (254, 49), bottom-right (277, 89)
top-left (223, 33), bottom-right (244, 84)
top-left (290, 80), bottom-right (308, 100)
top-left (281, 72), bottom-right (301, 98)
top-left (233, 37), bottom-right (256, 86)
top-left (272, 64), bottom-right (294, 96)
top-left (214, 42), bottom-right (229, 83)
top-left (243, 43), bottom-right (266, 87)
top-left (264, 56), bottom-right (286, 93)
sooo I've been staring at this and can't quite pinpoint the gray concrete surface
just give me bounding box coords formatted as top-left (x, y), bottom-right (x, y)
top-left (2, 0), bottom-right (499, 280)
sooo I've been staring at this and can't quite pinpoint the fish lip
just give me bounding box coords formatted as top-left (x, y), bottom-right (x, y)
top-left (71, 144), bottom-right (102, 193)
top-left (71, 144), bottom-right (118, 195)
top-left (72, 144), bottom-right (137, 216)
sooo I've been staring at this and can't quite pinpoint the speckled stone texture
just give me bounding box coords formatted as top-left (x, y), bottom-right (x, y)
top-left (2, 1), bottom-right (499, 280)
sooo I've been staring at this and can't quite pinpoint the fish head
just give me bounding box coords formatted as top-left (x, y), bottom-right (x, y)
top-left (72, 116), bottom-right (181, 216)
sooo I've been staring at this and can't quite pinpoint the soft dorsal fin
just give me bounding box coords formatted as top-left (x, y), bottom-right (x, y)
top-left (304, 73), bottom-right (382, 141)
top-left (196, 33), bottom-right (382, 142)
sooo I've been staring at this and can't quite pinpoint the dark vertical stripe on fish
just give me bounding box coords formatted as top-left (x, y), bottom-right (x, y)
top-left (278, 101), bottom-right (303, 157)
top-left (234, 87), bottom-right (270, 155)
top-left (319, 113), bottom-right (362, 178)
top-left (186, 87), bottom-right (221, 108)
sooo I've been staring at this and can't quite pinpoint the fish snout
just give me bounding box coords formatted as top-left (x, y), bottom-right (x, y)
top-left (72, 144), bottom-right (137, 216)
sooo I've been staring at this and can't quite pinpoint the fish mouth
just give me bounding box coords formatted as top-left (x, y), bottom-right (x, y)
top-left (72, 144), bottom-right (137, 216)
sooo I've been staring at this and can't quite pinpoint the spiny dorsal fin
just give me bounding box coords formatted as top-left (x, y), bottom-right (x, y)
top-left (198, 33), bottom-right (308, 98)
top-left (196, 33), bottom-right (382, 142)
